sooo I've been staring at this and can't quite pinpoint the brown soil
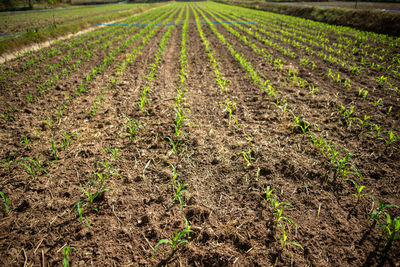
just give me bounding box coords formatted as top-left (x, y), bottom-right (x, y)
top-left (0, 3), bottom-right (399, 266)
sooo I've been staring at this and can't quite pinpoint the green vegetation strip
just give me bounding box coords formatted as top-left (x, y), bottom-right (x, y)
top-left (0, 2), bottom-right (169, 56)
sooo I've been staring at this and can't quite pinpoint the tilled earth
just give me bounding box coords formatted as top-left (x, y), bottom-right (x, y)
top-left (0, 3), bottom-right (399, 266)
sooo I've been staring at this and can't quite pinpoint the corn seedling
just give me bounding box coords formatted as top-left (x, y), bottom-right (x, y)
top-left (379, 214), bottom-right (400, 246)
top-left (122, 116), bottom-right (142, 141)
top-left (17, 154), bottom-right (49, 177)
top-left (45, 117), bottom-right (53, 128)
top-left (371, 124), bottom-right (383, 139)
top-left (0, 192), bottom-right (10, 215)
top-left (240, 148), bottom-right (254, 169)
top-left (387, 106), bottom-right (392, 115)
top-left (357, 115), bottom-right (371, 132)
top-left (51, 139), bottom-right (58, 160)
top-left (337, 104), bottom-right (356, 126)
top-left (20, 133), bottom-right (30, 149)
top-left (358, 88), bottom-right (368, 99)
top-left (348, 179), bottom-right (374, 203)
top-left (377, 131), bottom-right (398, 147)
top-left (368, 200), bottom-right (400, 246)
top-left (26, 91), bottom-right (34, 103)
top-left (369, 98), bottom-right (383, 107)
top-left (368, 200), bottom-right (399, 223)
top-left (334, 153), bottom-right (362, 181)
top-left (105, 147), bottom-right (124, 161)
top-left (63, 246), bottom-right (76, 267)
top-left (222, 99), bottom-right (239, 126)
top-left (0, 153), bottom-right (14, 172)
top-left (72, 201), bottom-right (90, 228)
top-left (279, 223), bottom-right (303, 250)
top-left (292, 115), bottom-right (311, 134)
top-left (168, 162), bottom-right (178, 184)
top-left (153, 228), bottom-right (193, 257)
top-left (378, 75), bottom-right (388, 86)
top-left (63, 131), bottom-right (78, 147)
top-left (175, 180), bottom-right (187, 211)
top-left (166, 136), bottom-right (182, 154)
top-left (79, 187), bottom-right (111, 210)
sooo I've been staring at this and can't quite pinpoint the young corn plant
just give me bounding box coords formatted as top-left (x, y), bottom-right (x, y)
top-left (166, 136), bottom-right (183, 154)
top-left (105, 147), bottom-right (124, 161)
top-left (334, 153), bottom-right (362, 181)
top-left (357, 115), bottom-right (371, 132)
top-left (222, 99), bottom-right (239, 127)
top-left (72, 201), bottom-right (90, 228)
top-left (377, 131), bottom-right (398, 147)
top-left (122, 116), bottom-right (142, 141)
top-left (348, 179), bottom-right (374, 203)
top-left (63, 131), bottom-right (78, 147)
top-left (174, 180), bottom-right (188, 211)
top-left (240, 148), bottom-right (254, 169)
top-left (0, 191), bottom-right (10, 215)
top-left (279, 223), bottom-right (303, 250)
top-left (79, 187), bottom-right (111, 211)
top-left (51, 139), bottom-right (58, 160)
top-left (63, 246), bottom-right (76, 267)
top-left (0, 153), bottom-right (15, 172)
top-left (19, 133), bottom-right (31, 150)
top-left (337, 104), bottom-right (356, 127)
top-left (153, 228), bottom-right (193, 257)
top-left (17, 154), bottom-right (50, 177)
top-left (368, 200), bottom-right (400, 247)
top-left (292, 115), bottom-right (311, 134)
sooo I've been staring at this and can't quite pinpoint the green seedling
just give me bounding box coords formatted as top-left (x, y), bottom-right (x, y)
top-left (122, 116), bottom-right (142, 141)
top-left (0, 112), bottom-right (8, 121)
top-left (348, 179), bottom-right (374, 202)
top-left (20, 133), bottom-right (30, 149)
top-left (63, 131), bottom-right (78, 147)
top-left (279, 223), bottom-right (303, 250)
top-left (261, 186), bottom-right (274, 204)
top-left (371, 124), bottom-right (383, 139)
top-left (270, 196), bottom-right (293, 214)
top-left (26, 91), bottom-right (34, 103)
top-left (222, 99), bottom-right (239, 126)
top-left (379, 213), bottom-right (400, 246)
top-left (56, 106), bottom-right (63, 123)
top-left (337, 104), bottom-right (355, 126)
top-left (0, 191), bottom-right (10, 215)
top-left (175, 180), bottom-right (188, 210)
top-left (0, 153), bottom-right (14, 172)
top-left (378, 131), bottom-right (398, 147)
top-left (79, 187), bottom-right (111, 210)
top-left (168, 162), bottom-right (178, 184)
top-left (357, 115), bottom-right (371, 131)
top-left (51, 139), bottom-right (58, 160)
top-left (368, 200), bottom-right (399, 224)
top-left (369, 98), bottom-right (383, 107)
top-left (334, 153), bottom-right (362, 181)
top-left (105, 147), bottom-right (124, 161)
top-left (72, 201), bottom-right (90, 228)
top-left (358, 88), bottom-right (368, 99)
top-left (344, 78), bottom-right (352, 89)
top-left (63, 246), bottom-right (76, 267)
top-left (240, 148), bottom-right (254, 169)
top-left (153, 228), bottom-right (193, 257)
top-left (166, 136), bottom-right (181, 154)
top-left (275, 205), bottom-right (297, 226)
top-left (292, 115), bottom-right (311, 134)
top-left (45, 117), bottom-right (53, 128)
top-left (184, 217), bottom-right (192, 239)
top-left (17, 154), bottom-right (49, 177)
top-left (378, 75), bottom-right (387, 86)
